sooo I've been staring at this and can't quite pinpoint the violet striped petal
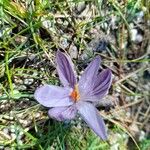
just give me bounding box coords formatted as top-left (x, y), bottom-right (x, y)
top-left (77, 102), bottom-right (107, 140)
top-left (79, 56), bottom-right (101, 95)
top-left (80, 69), bottom-right (112, 102)
top-left (34, 85), bottom-right (73, 107)
top-left (90, 69), bottom-right (112, 98)
top-left (48, 106), bottom-right (77, 121)
top-left (56, 51), bottom-right (77, 88)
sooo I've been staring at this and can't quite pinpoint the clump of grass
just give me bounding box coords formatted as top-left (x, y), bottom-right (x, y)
top-left (0, 0), bottom-right (149, 149)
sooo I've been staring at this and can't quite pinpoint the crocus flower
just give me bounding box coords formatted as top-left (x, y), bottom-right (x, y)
top-left (34, 51), bottom-right (112, 140)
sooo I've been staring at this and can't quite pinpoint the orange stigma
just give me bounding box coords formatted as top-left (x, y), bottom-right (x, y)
top-left (70, 84), bottom-right (80, 102)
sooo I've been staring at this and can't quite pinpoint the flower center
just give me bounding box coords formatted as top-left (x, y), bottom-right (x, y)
top-left (70, 84), bottom-right (80, 102)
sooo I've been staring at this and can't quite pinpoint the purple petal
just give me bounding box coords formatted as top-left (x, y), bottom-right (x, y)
top-left (56, 51), bottom-right (77, 88)
top-left (91, 69), bottom-right (112, 97)
top-left (78, 56), bottom-right (101, 95)
top-left (79, 69), bottom-right (112, 102)
top-left (76, 102), bottom-right (107, 140)
top-left (34, 85), bottom-right (73, 107)
top-left (48, 106), bottom-right (77, 121)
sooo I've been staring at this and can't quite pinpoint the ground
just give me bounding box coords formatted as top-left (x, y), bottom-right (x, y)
top-left (0, 0), bottom-right (150, 150)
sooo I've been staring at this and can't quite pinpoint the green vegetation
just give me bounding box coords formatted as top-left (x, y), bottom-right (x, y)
top-left (0, 0), bottom-right (149, 149)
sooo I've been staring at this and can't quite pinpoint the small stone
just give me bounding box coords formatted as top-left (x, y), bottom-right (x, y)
top-left (24, 78), bottom-right (34, 85)
top-left (89, 38), bottom-right (108, 52)
top-left (4, 147), bottom-right (11, 150)
top-left (18, 134), bottom-right (24, 140)
top-left (131, 28), bottom-right (137, 41)
top-left (19, 119), bottom-right (29, 126)
top-left (57, 18), bottom-right (63, 24)
top-left (20, 85), bottom-right (27, 90)
top-left (10, 125), bottom-right (15, 129)
top-left (15, 35), bottom-right (27, 44)
top-left (110, 143), bottom-right (119, 150)
top-left (136, 34), bottom-right (143, 43)
top-left (19, 131), bottom-right (24, 136)
top-left (110, 14), bottom-right (117, 29)
top-left (41, 68), bottom-right (44, 71)
top-left (75, 1), bottom-right (86, 14)
top-left (63, 20), bottom-right (69, 26)
top-left (13, 77), bottom-right (23, 84)
top-left (130, 28), bottom-right (143, 43)
top-left (129, 23), bottom-right (134, 29)
top-left (125, 96), bottom-right (131, 102)
top-left (28, 54), bottom-right (36, 61)
top-left (115, 86), bottom-right (121, 93)
top-left (24, 127), bottom-right (29, 132)
top-left (60, 37), bottom-right (69, 49)
top-left (129, 123), bottom-right (139, 136)
top-left (69, 44), bottom-right (78, 59)
top-left (10, 128), bottom-right (15, 133)
top-left (3, 128), bottom-right (9, 134)
top-left (0, 146), bottom-right (4, 149)
top-left (0, 31), bottom-right (2, 38)
top-left (136, 11), bottom-right (144, 22)
top-left (41, 16), bottom-right (51, 29)
top-left (101, 22), bottom-right (108, 29)
top-left (147, 20), bottom-right (150, 26)
top-left (1, 104), bottom-right (5, 109)
top-left (35, 112), bottom-right (41, 118)
top-left (11, 133), bottom-right (17, 140)
top-left (126, 112), bottom-right (131, 118)
top-left (80, 52), bottom-right (88, 60)
top-left (18, 140), bottom-right (23, 145)
top-left (109, 133), bottom-right (119, 144)
top-left (139, 131), bottom-right (145, 141)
